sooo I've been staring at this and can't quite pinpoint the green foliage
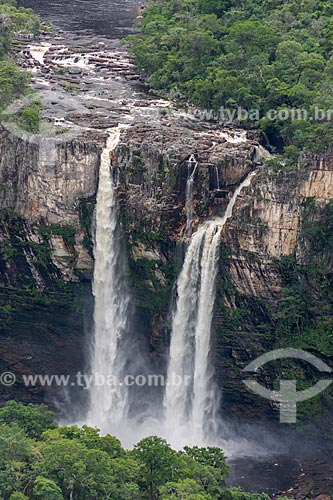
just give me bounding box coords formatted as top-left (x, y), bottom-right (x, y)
top-left (219, 488), bottom-right (270, 500)
top-left (183, 445), bottom-right (228, 471)
top-left (0, 1), bottom-right (39, 110)
top-left (273, 199), bottom-right (333, 356)
top-left (132, 436), bottom-right (180, 498)
top-left (14, 104), bottom-right (40, 132)
top-left (0, 238), bottom-right (16, 260)
top-left (0, 423), bottom-right (31, 464)
top-left (159, 478), bottom-right (212, 499)
top-left (265, 146), bottom-right (300, 172)
top-left (181, 446), bottom-right (229, 496)
top-left (2, 94), bottom-right (42, 133)
top-left (0, 400), bottom-right (56, 439)
top-left (39, 223), bottom-right (76, 247)
top-left (33, 477), bottom-right (63, 500)
top-left (9, 493), bottom-right (30, 500)
top-left (41, 425), bottom-right (124, 458)
top-left (128, 0), bottom-right (333, 153)
top-left (36, 439), bottom-right (90, 498)
top-left (0, 401), bottom-right (275, 499)
top-left (301, 199), bottom-right (333, 252)
top-left (0, 3), bottom-right (39, 35)
top-left (0, 61), bottom-right (28, 109)
top-left (0, 423), bottom-right (32, 497)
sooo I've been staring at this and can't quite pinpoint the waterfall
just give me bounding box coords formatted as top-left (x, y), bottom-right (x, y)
top-left (184, 154), bottom-right (197, 236)
top-left (88, 126), bottom-right (131, 432)
top-left (215, 166), bottom-right (220, 190)
top-left (164, 170), bottom-right (256, 446)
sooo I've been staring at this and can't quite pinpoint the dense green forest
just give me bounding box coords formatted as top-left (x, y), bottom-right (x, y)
top-left (128, 0), bottom-right (333, 155)
top-left (0, 401), bottom-right (290, 500)
top-left (0, 0), bottom-right (39, 110)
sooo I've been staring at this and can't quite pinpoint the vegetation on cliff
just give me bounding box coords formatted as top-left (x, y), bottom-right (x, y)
top-left (275, 198), bottom-right (333, 356)
top-left (128, 0), bottom-right (333, 153)
top-left (0, 0), bottom-right (39, 110)
top-left (0, 401), bottom-right (290, 500)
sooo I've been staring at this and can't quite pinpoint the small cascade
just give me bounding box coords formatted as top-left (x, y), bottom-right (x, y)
top-left (88, 126), bottom-right (131, 431)
top-left (51, 53), bottom-right (90, 68)
top-left (164, 170), bottom-right (256, 447)
top-left (184, 154), bottom-right (198, 237)
top-left (214, 166), bottom-right (220, 190)
top-left (28, 44), bottom-right (51, 65)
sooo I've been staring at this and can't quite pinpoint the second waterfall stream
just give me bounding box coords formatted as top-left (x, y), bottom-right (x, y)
top-left (164, 170), bottom-right (256, 447)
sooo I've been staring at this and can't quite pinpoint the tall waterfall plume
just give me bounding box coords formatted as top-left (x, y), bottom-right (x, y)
top-left (88, 126), bottom-right (131, 432)
top-left (164, 170), bottom-right (256, 446)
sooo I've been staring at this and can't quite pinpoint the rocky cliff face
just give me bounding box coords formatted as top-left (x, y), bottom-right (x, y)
top-left (212, 155), bottom-right (333, 428)
top-left (2, 108), bottom-right (333, 430)
top-left (0, 124), bottom-right (103, 281)
top-left (0, 123), bottom-right (102, 408)
top-left (0, 110), bottom-right (260, 408)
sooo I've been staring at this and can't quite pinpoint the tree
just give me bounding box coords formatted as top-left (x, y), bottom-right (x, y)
top-left (17, 106), bottom-right (40, 132)
top-left (107, 456), bottom-right (141, 499)
top-left (180, 446), bottom-right (229, 496)
top-left (0, 423), bottom-right (32, 498)
top-left (33, 477), bottom-right (63, 500)
top-left (36, 433), bottom-right (140, 500)
top-left (9, 493), bottom-right (29, 500)
top-left (223, 21), bottom-right (277, 66)
top-left (42, 425), bottom-right (124, 458)
top-left (0, 61), bottom-right (28, 108)
top-left (183, 446), bottom-right (228, 471)
top-left (0, 401), bottom-right (56, 439)
top-left (128, 0), bottom-right (333, 153)
top-left (76, 425), bottom-right (124, 458)
top-left (160, 478), bottom-right (212, 499)
top-left (219, 488), bottom-right (271, 499)
top-left (36, 439), bottom-right (87, 499)
top-left (0, 423), bottom-right (31, 462)
top-left (132, 436), bottom-right (181, 499)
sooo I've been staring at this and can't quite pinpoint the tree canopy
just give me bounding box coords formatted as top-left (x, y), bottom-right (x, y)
top-left (0, 0), bottom-right (39, 110)
top-left (128, 0), bottom-right (333, 154)
top-left (0, 400), bottom-right (287, 500)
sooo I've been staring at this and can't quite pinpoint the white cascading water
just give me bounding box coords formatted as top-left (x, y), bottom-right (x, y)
top-left (86, 136), bottom-right (256, 450)
top-left (184, 155), bottom-right (198, 236)
top-left (164, 170), bottom-right (256, 447)
top-left (88, 126), bottom-right (131, 432)
top-left (215, 166), bottom-right (220, 190)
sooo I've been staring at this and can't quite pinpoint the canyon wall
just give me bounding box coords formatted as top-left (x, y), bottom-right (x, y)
top-left (0, 119), bottom-right (332, 431)
top-left (0, 124), bottom-right (102, 407)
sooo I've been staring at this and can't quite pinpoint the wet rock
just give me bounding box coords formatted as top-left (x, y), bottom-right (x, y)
top-left (68, 67), bottom-right (82, 75)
